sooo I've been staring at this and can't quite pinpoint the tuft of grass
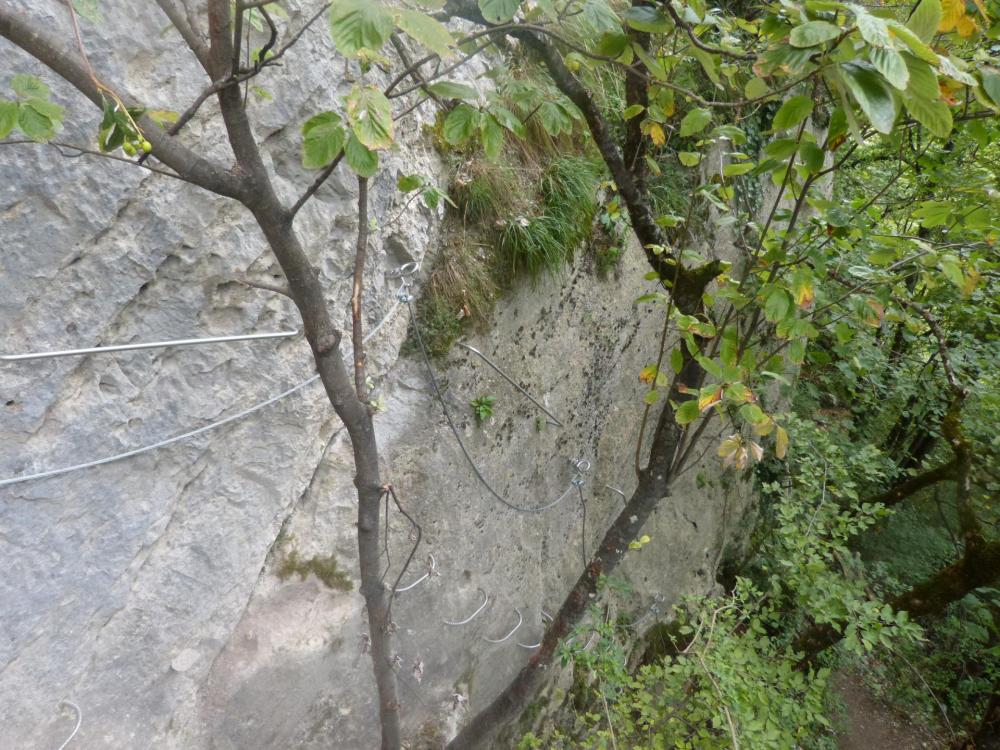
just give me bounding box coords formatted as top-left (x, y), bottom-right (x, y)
top-left (276, 550), bottom-right (352, 591)
top-left (451, 159), bottom-right (525, 224)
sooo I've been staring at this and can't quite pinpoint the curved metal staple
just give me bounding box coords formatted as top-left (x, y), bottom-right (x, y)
top-left (542, 610), bottom-right (553, 623)
top-left (442, 588), bottom-right (489, 626)
top-left (483, 608), bottom-right (523, 643)
top-left (56, 701), bottom-right (82, 750)
top-left (0, 330), bottom-right (299, 362)
top-left (394, 553), bottom-right (436, 593)
top-left (456, 343), bottom-right (563, 427)
top-left (606, 485), bottom-right (627, 503)
top-left (0, 265), bottom-right (415, 489)
top-left (407, 295), bottom-right (589, 514)
top-left (516, 639), bottom-right (541, 649)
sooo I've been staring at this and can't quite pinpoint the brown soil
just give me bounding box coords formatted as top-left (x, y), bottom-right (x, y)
top-left (833, 668), bottom-right (945, 750)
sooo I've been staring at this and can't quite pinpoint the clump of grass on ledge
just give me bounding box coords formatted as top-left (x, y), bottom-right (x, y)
top-left (276, 549), bottom-right (352, 591)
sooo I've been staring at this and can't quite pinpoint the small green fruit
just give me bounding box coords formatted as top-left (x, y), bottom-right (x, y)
top-left (122, 141), bottom-right (136, 155)
top-left (141, 140), bottom-right (152, 153)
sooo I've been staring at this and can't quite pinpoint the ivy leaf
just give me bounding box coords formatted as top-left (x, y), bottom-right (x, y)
top-left (10, 74), bottom-right (49, 100)
top-left (301, 111), bottom-right (346, 168)
top-left (328, 0), bottom-right (394, 56)
top-left (771, 95), bottom-right (813, 131)
top-left (0, 101), bottom-right (17, 139)
top-left (870, 48), bottom-right (909, 90)
top-left (396, 9), bottom-right (454, 59)
top-left (623, 6), bottom-right (673, 33)
top-left (477, 0), bottom-right (520, 23)
top-left (789, 20), bottom-right (841, 48)
top-left (902, 94), bottom-right (952, 137)
top-left (679, 107), bottom-right (711, 137)
top-left (443, 103), bottom-right (481, 144)
top-left (344, 132), bottom-right (379, 177)
top-left (345, 86), bottom-right (393, 149)
top-left (907, 0), bottom-right (942, 42)
top-left (675, 399), bottom-right (700, 425)
top-left (427, 81), bottom-right (479, 100)
top-left (840, 62), bottom-right (899, 134)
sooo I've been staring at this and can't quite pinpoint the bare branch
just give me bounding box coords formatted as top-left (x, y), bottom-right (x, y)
top-left (0, 138), bottom-right (194, 183)
top-left (154, 0), bottom-right (211, 72)
top-left (289, 152), bottom-right (344, 219)
top-left (352, 176), bottom-right (370, 402)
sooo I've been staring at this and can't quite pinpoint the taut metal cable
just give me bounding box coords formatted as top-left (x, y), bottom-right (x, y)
top-left (456, 343), bottom-right (563, 427)
top-left (0, 330), bottom-right (299, 362)
top-left (405, 297), bottom-right (589, 513)
top-left (55, 701), bottom-right (81, 750)
top-left (0, 265), bottom-right (418, 490)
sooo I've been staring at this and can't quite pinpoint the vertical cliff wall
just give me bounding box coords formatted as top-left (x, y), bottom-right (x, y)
top-left (0, 3), bottom-right (753, 747)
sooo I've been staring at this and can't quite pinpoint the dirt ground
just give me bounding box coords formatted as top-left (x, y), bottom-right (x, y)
top-left (832, 668), bottom-right (945, 750)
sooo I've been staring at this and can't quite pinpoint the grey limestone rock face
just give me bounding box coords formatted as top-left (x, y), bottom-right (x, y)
top-left (0, 2), bottom-right (753, 748)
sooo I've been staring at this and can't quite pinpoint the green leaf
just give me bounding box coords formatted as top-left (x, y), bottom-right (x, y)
top-left (903, 54), bottom-right (941, 100)
top-left (902, 94), bottom-right (952, 137)
top-left (670, 347), bottom-right (684, 374)
top-left (723, 162), bottom-right (755, 176)
top-left (623, 6), bottom-right (673, 33)
top-left (10, 74), bottom-right (49, 100)
top-left (480, 113), bottom-right (504, 159)
top-left (397, 174), bottom-right (424, 192)
top-left (328, 0), bottom-right (394, 56)
top-left (622, 104), bottom-right (645, 120)
top-left (675, 399), bottom-right (701, 425)
top-left (870, 47), bottom-right (908, 90)
top-left (396, 9), bottom-right (454, 59)
top-left (427, 81), bottom-right (479, 100)
top-left (0, 101), bottom-right (17, 138)
top-left (800, 141), bottom-right (825, 172)
top-left (17, 104), bottom-right (55, 142)
top-left (788, 338), bottom-right (806, 364)
top-left (885, 20), bottom-right (938, 63)
top-left (841, 62), bottom-right (899, 134)
top-left (344, 132), bottom-right (379, 177)
top-left (679, 107), bottom-right (711, 137)
top-left (789, 20), bottom-right (841, 48)
top-left (764, 287), bottom-right (793, 323)
top-left (744, 76), bottom-right (771, 99)
top-left (907, 0), bottom-right (941, 43)
top-left (25, 98), bottom-right (63, 122)
top-left (301, 111), bottom-right (346, 169)
top-left (644, 389), bottom-right (661, 405)
top-left (477, 0), bottom-right (520, 23)
top-left (72, 0), bottom-right (103, 23)
top-left (345, 86), bottom-right (393, 149)
top-left (490, 106), bottom-right (525, 137)
top-left (772, 95), bottom-right (814, 131)
top-left (854, 7), bottom-right (892, 48)
top-left (442, 103), bottom-right (481, 144)
top-left (678, 151), bottom-right (701, 167)
top-left (939, 257), bottom-right (964, 287)
top-left (981, 68), bottom-right (1000, 108)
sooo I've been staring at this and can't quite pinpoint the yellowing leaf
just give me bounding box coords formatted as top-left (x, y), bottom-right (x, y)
top-left (962, 269), bottom-right (981, 295)
top-left (639, 365), bottom-right (658, 384)
top-left (775, 425), bottom-right (789, 459)
top-left (939, 0), bottom-right (979, 35)
top-left (699, 387), bottom-right (723, 413)
top-left (718, 434), bottom-right (742, 459)
top-left (748, 440), bottom-right (764, 463)
top-left (648, 122), bottom-right (666, 145)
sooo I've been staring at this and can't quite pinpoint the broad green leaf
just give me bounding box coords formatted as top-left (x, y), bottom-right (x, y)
top-left (939, 257), bottom-right (964, 287)
top-left (854, 7), bottom-right (892, 48)
top-left (675, 399), bottom-right (701, 425)
top-left (670, 347), bottom-right (684, 374)
top-left (443, 103), bottom-right (481, 144)
top-left (744, 76), bottom-right (771, 99)
top-left (644, 389), bottom-right (660, 405)
top-left (25, 98), bottom-right (63, 122)
top-left (907, 0), bottom-right (942, 42)
top-left (723, 162), bottom-right (755, 176)
top-left (885, 20), bottom-right (938, 63)
top-left (841, 62), bottom-right (899, 134)
top-left (480, 113), bottom-right (503, 159)
top-left (396, 9), bottom-right (454, 59)
top-left (766, 138), bottom-right (800, 158)
top-left (771, 95), bottom-right (813, 130)
top-left (870, 47), bottom-right (908, 90)
top-left (345, 86), bottom-right (393, 149)
top-left (622, 104), bottom-right (645, 120)
top-left (490, 106), bottom-right (525, 137)
top-left (679, 107), bottom-right (711, 137)
top-left (903, 53), bottom-right (940, 100)
top-left (537, 100), bottom-right (573, 136)
top-left (427, 81), bottom-right (479, 100)
top-left (981, 68), bottom-right (1000, 107)
top-left (800, 141), bottom-right (825, 172)
top-left (397, 174), bottom-right (424, 192)
top-left (301, 111), bottom-right (346, 168)
top-left (17, 104), bottom-right (55, 142)
top-left (788, 338), bottom-right (806, 364)
top-left (903, 94), bottom-right (952, 137)
top-left (678, 151), bottom-right (701, 167)
top-left (764, 287), bottom-right (793, 322)
top-left (477, 0), bottom-right (520, 23)
top-left (10, 75), bottom-right (49, 100)
top-left (789, 20), bottom-right (841, 47)
top-left (328, 0), bottom-right (394, 56)
top-left (596, 32), bottom-right (629, 58)
top-left (0, 101), bottom-right (17, 138)
top-left (623, 6), bottom-right (673, 32)
top-left (344, 132), bottom-right (379, 177)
